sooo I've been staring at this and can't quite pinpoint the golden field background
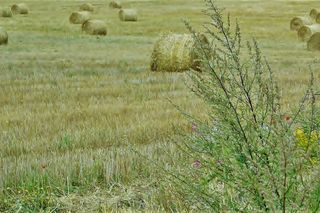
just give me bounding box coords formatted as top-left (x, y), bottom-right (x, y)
top-left (1, 0), bottom-right (320, 211)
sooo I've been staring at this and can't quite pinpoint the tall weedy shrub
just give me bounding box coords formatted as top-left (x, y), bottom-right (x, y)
top-left (172, 0), bottom-right (320, 211)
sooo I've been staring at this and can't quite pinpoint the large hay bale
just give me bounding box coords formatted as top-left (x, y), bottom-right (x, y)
top-left (109, 1), bottom-right (122, 9)
top-left (119, 9), bottom-right (137, 22)
top-left (1, 7), bottom-right (12, 17)
top-left (307, 32), bottom-right (320, 51)
top-left (0, 28), bottom-right (8, 45)
top-left (69, 11), bottom-right (91, 24)
top-left (150, 33), bottom-right (207, 72)
top-left (290, 16), bottom-right (313, 31)
top-left (310, 8), bottom-right (319, 19)
top-left (297, 24), bottom-right (320, 41)
top-left (82, 19), bottom-right (107, 36)
top-left (11, 3), bottom-right (29, 15)
top-left (80, 3), bottom-right (94, 12)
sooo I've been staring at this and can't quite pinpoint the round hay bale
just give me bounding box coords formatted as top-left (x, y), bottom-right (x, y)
top-left (150, 33), bottom-right (207, 72)
top-left (298, 24), bottom-right (320, 41)
top-left (1, 7), bottom-right (12, 17)
top-left (119, 9), bottom-right (137, 22)
top-left (80, 3), bottom-right (94, 12)
top-left (315, 13), bottom-right (320, 24)
top-left (0, 28), bottom-right (8, 45)
top-left (290, 16), bottom-right (313, 31)
top-left (307, 32), bottom-right (320, 51)
top-left (109, 1), bottom-right (122, 9)
top-left (82, 19), bottom-right (107, 36)
top-left (11, 3), bottom-right (29, 15)
top-left (310, 8), bottom-right (319, 19)
top-left (69, 11), bottom-right (91, 24)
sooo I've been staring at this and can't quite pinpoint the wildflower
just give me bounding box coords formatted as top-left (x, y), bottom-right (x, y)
top-left (191, 123), bottom-right (197, 132)
top-left (283, 114), bottom-right (292, 124)
top-left (294, 127), bottom-right (319, 149)
top-left (192, 160), bottom-right (201, 169)
top-left (216, 159), bottom-right (224, 166)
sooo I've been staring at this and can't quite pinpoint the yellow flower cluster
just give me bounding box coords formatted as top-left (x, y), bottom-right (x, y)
top-left (294, 128), bottom-right (319, 164)
top-left (294, 128), bottom-right (319, 149)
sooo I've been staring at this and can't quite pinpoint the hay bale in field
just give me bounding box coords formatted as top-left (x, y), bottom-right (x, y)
top-left (315, 13), bottom-right (320, 24)
top-left (0, 28), bottom-right (8, 45)
top-left (310, 8), bottom-right (319, 19)
top-left (150, 33), bottom-right (208, 72)
top-left (82, 19), bottom-right (107, 36)
top-left (69, 11), bottom-right (91, 24)
top-left (11, 3), bottom-right (29, 15)
top-left (80, 3), bottom-right (94, 12)
top-left (298, 24), bottom-right (320, 41)
top-left (119, 9), bottom-right (137, 22)
top-left (290, 16), bottom-right (313, 31)
top-left (1, 7), bottom-right (12, 17)
top-left (307, 32), bottom-right (320, 51)
top-left (109, 1), bottom-right (122, 9)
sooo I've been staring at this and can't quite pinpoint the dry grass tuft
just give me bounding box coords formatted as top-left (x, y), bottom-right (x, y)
top-left (80, 3), bottom-right (94, 12)
top-left (69, 11), bottom-right (91, 24)
top-left (290, 16), bottom-right (313, 31)
top-left (82, 19), bottom-right (107, 36)
top-left (11, 3), bottom-right (29, 15)
top-left (119, 9), bottom-right (138, 22)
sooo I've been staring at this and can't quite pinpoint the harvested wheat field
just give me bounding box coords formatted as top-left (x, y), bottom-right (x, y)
top-left (1, 0), bottom-right (320, 212)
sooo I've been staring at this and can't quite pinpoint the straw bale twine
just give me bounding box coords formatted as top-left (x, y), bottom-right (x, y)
top-left (0, 27), bottom-right (8, 45)
top-left (11, 3), bottom-right (29, 15)
top-left (150, 33), bottom-right (207, 72)
top-left (290, 16), bottom-right (313, 31)
top-left (298, 24), bottom-right (320, 41)
top-left (119, 9), bottom-right (137, 22)
top-left (82, 19), bottom-right (107, 36)
top-left (69, 11), bottom-right (91, 24)
top-left (80, 3), bottom-right (94, 12)
top-left (109, 1), bottom-right (122, 9)
top-left (307, 32), bottom-right (320, 51)
top-left (310, 8), bottom-right (319, 19)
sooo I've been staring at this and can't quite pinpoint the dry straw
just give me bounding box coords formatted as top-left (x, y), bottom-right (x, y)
top-left (307, 32), bottom-right (320, 51)
top-left (109, 1), bottom-right (122, 9)
top-left (80, 3), bottom-right (94, 12)
top-left (0, 27), bottom-right (8, 45)
top-left (119, 9), bottom-right (138, 22)
top-left (310, 8), bottom-right (319, 19)
top-left (82, 19), bottom-right (107, 36)
top-left (290, 16), bottom-right (313, 31)
top-left (1, 7), bottom-right (12, 17)
top-left (11, 3), bottom-right (29, 15)
top-left (297, 24), bottom-right (320, 41)
top-left (69, 11), bottom-right (91, 24)
top-left (150, 33), bottom-right (208, 72)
